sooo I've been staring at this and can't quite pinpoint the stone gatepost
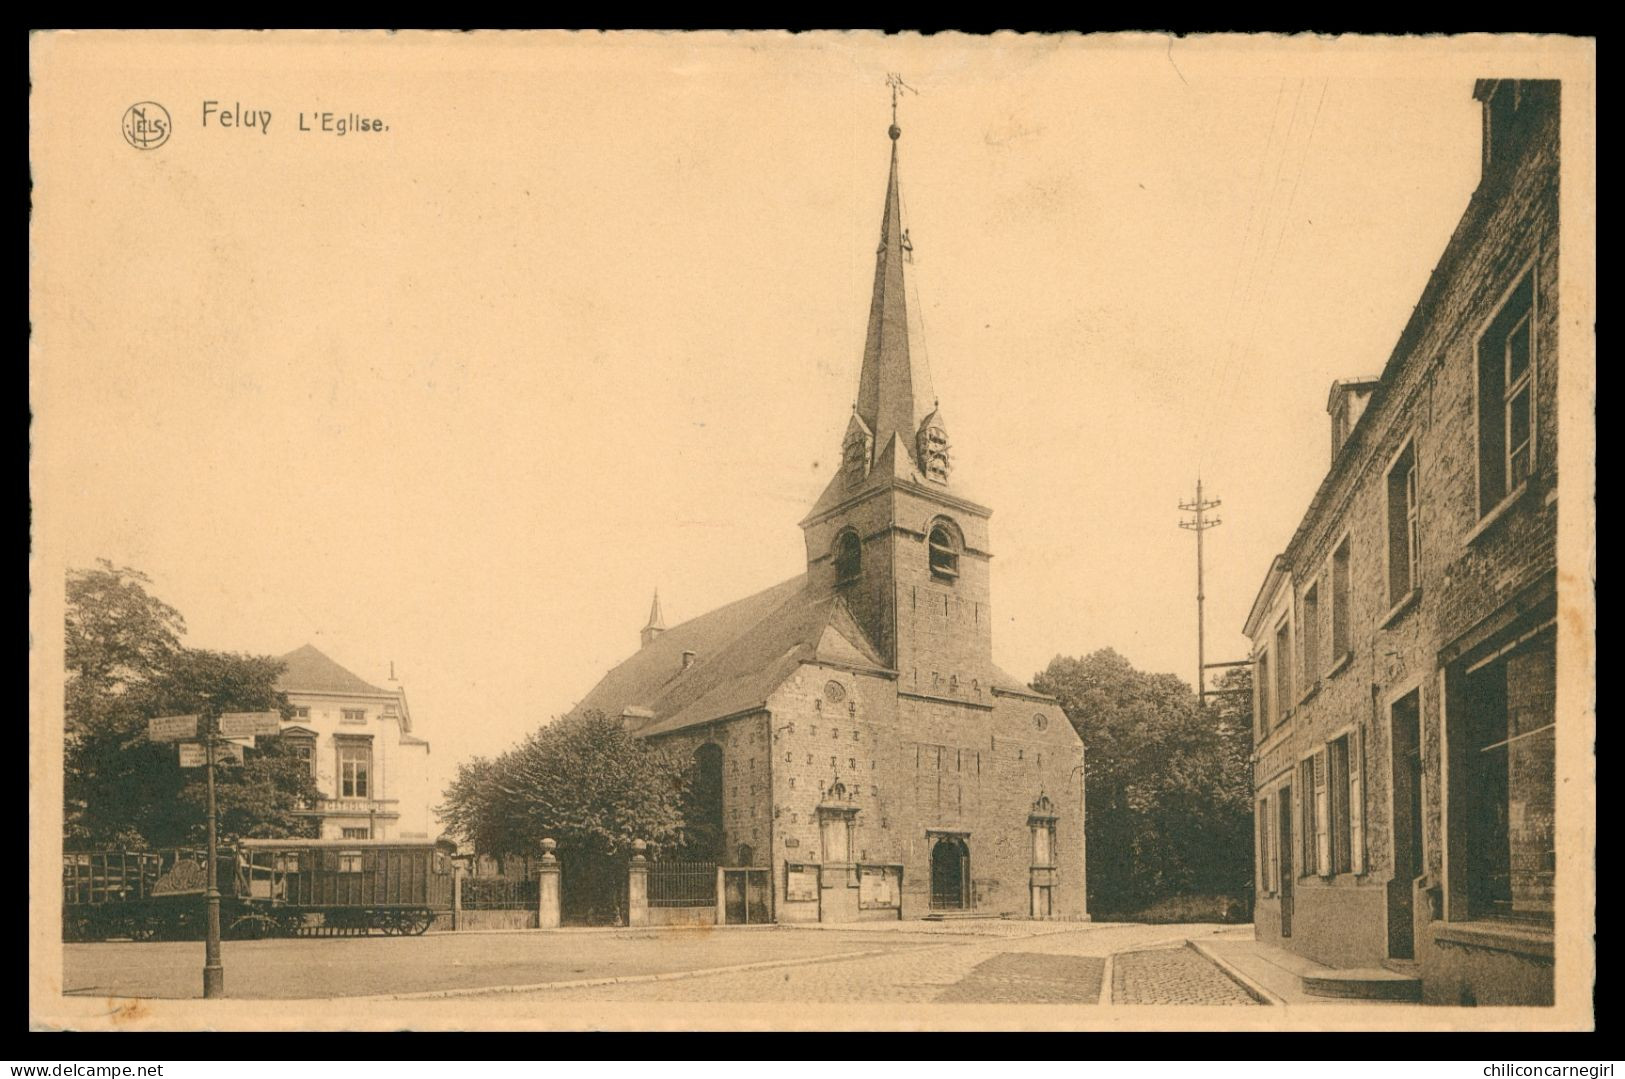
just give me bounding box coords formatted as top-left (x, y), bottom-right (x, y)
top-left (451, 864), bottom-right (464, 931)
top-left (715, 865), bottom-right (727, 926)
top-left (537, 838), bottom-right (560, 929)
top-left (627, 840), bottom-right (649, 927)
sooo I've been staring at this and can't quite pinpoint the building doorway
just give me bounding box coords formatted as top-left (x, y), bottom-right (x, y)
top-left (1277, 788), bottom-right (1294, 938)
top-left (930, 835), bottom-right (970, 911)
top-left (1389, 689), bottom-right (1423, 958)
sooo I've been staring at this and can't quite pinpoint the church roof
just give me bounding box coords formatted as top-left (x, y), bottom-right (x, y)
top-left (275, 644), bottom-right (390, 697)
top-left (572, 575), bottom-right (890, 740)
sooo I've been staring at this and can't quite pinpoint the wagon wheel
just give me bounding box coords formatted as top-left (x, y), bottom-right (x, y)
top-left (377, 911), bottom-right (404, 936)
top-left (229, 913), bottom-right (277, 940)
top-left (408, 910), bottom-right (433, 935)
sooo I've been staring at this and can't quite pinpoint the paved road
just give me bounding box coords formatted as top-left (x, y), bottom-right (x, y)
top-left (62, 921), bottom-right (1257, 1005)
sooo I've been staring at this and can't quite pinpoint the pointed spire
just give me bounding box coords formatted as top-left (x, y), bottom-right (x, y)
top-left (640, 589), bottom-right (667, 648)
top-left (854, 106), bottom-right (934, 467)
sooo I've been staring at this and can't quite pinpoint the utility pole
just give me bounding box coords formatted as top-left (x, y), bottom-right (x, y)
top-left (1179, 477), bottom-right (1222, 706)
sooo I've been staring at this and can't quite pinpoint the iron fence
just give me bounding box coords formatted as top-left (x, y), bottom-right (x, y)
top-left (461, 876), bottom-right (539, 910)
top-left (647, 861), bottom-right (717, 908)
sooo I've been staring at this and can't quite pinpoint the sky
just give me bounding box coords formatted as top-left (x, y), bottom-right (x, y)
top-left (35, 32), bottom-right (1513, 819)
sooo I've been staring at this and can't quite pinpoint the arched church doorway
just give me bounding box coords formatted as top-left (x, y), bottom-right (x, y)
top-left (684, 742), bottom-right (725, 862)
top-left (929, 835), bottom-right (970, 911)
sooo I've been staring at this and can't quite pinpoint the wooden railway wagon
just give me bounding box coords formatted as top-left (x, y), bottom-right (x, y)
top-left (237, 839), bottom-right (454, 937)
top-left (63, 840), bottom-right (454, 941)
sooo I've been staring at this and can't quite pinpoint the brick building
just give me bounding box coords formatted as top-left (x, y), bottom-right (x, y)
top-left (571, 117), bottom-right (1087, 923)
top-left (1244, 80), bottom-right (1559, 1004)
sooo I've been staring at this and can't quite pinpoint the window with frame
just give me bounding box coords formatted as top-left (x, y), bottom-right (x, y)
top-left (1460, 633), bottom-right (1555, 922)
top-left (338, 742), bottom-right (371, 799)
top-left (284, 735), bottom-right (317, 778)
top-left (341, 827), bottom-right (371, 840)
top-left (1477, 271), bottom-right (1536, 513)
top-left (834, 529), bottom-right (862, 584)
top-left (1330, 538), bottom-right (1352, 661)
top-left (341, 708), bottom-right (367, 724)
top-left (1386, 441), bottom-right (1420, 605)
top-left (291, 706), bottom-right (311, 720)
top-left (1273, 619), bottom-right (1293, 724)
top-left (1299, 756), bottom-right (1319, 877)
top-left (927, 523), bottom-right (960, 580)
top-left (1301, 581), bottom-right (1321, 688)
top-left (338, 851), bottom-right (363, 874)
top-left (1328, 736), bottom-right (1353, 874)
top-left (1256, 649), bottom-right (1272, 737)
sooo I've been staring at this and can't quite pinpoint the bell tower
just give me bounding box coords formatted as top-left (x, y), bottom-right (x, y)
top-left (800, 85), bottom-right (994, 704)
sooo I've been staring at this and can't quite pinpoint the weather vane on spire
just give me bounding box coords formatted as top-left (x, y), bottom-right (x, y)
top-left (886, 73), bottom-right (917, 139)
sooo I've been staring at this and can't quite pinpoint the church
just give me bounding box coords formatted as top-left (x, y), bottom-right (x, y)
top-left (572, 108), bottom-right (1087, 923)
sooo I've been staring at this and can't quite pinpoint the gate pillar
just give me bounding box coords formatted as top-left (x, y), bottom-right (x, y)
top-left (537, 838), bottom-right (561, 930)
top-left (627, 840), bottom-right (649, 928)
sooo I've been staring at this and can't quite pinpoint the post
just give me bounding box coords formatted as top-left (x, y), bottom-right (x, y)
top-left (202, 716), bottom-right (224, 998)
top-left (626, 839), bottom-right (649, 928)
top-left (715, 865), bottom-right (727, 926)
top-left (1179, 478), bottom-right (1222, 706)
top-left (451, 865), bottom-right (463, 931)
top-left (1075, 751), bottom-right (1090, 922)
top-left (536, 838), bottom-right (560, 930)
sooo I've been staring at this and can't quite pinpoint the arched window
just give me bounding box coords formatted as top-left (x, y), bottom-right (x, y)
top-left (928, 522), bottom-right (960, 580)
top-left (834, 529), bottom-right (862, 584)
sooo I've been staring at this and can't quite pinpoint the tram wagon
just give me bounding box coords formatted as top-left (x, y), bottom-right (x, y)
top-left (63, 839), bottom-right (454, 941)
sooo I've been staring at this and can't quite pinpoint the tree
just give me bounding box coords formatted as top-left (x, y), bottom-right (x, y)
top-left (63, 562), bottom-right (320, 848)
top-left (1034, 648), bottom-right (1253, 918)
top-left (439, 710), bottom-right (689, 862)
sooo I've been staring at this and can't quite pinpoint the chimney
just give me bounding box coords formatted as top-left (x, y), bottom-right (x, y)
top-left (681, 650), bottom-right (697, 671)
top-left (1327, 377), bottom-right (1380, 463)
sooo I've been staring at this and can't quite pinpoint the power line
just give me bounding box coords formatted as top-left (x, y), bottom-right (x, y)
top-left (1178, 476), bottom-right (1222, 705)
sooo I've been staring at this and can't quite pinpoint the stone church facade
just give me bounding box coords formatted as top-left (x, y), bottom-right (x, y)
top-left (571, 117), bottom-right (1087, 923)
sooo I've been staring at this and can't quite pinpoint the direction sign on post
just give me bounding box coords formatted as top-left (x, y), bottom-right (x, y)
top-left (179, 741), bottom-right (245, 767)
top-left (148, 714), bottom-right (201, 742)
top-left (218, 711), bottom-right (282, 738)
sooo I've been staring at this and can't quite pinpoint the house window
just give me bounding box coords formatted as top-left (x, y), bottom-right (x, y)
top-left (338, 851), bottom-right (363, 873)
top-left (292, 706), bottom-right (311, 720)
top-left (341, 708), bottom-right (366, 724)
top-left (1331, 538), bottom-right (1351, 661)
top-left (1328, 736), bottom-right (1353, 874)
top-left (1301, 581), bottom-right (1320, 687)
top-left (1387, 441), bottom-right (1420, 604)
top-left (342, 827), bottom-right (371, 840)
top-left (285, 736), bottom-right (317, 778)
top-left (1299, 756), bottom-right (1318, 877)
top-left (1273, 619), bottom-right (1292, 725)
top-left (1477, 271), bottom-right (1536, 513)
top-left (928, 523), bottom-right (960, 580)
top-left (834, 529), bottom-right (862, 584)
top-left (338, 742), bottom-right (371, 799)
top-left (1255, 649), bottom-right (1272, 737)
top-left (1458, 631), bottom-right (1556, 922)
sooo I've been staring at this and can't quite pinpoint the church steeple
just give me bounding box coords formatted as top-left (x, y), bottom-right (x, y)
top-left (853, 108), bottom-right (937, 478)
top-left (640, 589), bottom-right (667, 648)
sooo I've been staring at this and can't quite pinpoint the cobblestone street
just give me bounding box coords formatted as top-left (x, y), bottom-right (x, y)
top-left (1113, 946), bottom-right (1259, 1006)
top-left (63, 921), bottom-right (1259, 1005)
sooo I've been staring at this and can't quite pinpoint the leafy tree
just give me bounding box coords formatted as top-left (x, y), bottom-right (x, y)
top-left (1034, 648), bottom-right (1253, 918)
top-left (439, 710), bottom-right (689, 861)
top-left (64, 562), bottom-right (319, 848)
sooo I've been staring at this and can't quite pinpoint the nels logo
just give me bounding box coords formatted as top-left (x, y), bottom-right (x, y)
top-left (122, 101), bottom-right (171, 150)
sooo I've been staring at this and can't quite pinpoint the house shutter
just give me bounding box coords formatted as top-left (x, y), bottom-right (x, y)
top-left (1315, 749), bottom-right (1331, 877)
top-left (1258, 798), bottom-right (1270, 894)
top-left (1350, 726), bottom-right (1366, 874)
top-left (1292, 772), bottom-right (1307, 877)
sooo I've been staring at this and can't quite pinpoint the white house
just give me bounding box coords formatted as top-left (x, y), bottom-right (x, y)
top-left (273, 644), bottom-right (434, 841)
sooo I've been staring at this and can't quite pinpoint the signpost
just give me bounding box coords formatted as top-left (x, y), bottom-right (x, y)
top-left (146, 707), bottom-right (279, 999)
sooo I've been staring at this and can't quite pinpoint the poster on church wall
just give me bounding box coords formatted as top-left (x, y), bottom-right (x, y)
top-left (784, 863), bottom-right (818, 903)
top-left (858, 864), bottom-right (900, 909)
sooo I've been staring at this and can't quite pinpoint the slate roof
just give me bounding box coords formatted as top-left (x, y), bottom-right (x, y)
top-left (275, 644), bottom-right (391, 697)
top-left (573, 574), bottom-right (892, 740)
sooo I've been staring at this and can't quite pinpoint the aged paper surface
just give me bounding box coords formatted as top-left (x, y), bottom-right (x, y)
top-left (29, 30), bottom-right (1595, 1031)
